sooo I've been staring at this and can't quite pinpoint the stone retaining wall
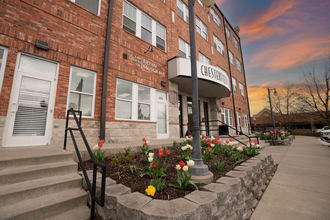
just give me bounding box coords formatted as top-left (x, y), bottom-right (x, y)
top-left (81, 153), bottom-right (276, 220)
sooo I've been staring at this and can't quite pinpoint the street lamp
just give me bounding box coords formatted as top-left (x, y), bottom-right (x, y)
top-left (188, 0), bottom-right (215, 176)
top-left (268, 88), bottom-right (277, 136)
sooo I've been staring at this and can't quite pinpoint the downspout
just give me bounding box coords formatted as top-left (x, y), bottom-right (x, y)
top-left (239, 39), bottom-right (252, 135)
top-left (223, 17), bottom-right (238, 135)
top-left (100, 0), bottom-right (114, 140)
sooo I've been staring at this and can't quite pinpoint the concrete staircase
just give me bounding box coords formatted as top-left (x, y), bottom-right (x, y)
top-left (0, 146), bottom-right (89, 220)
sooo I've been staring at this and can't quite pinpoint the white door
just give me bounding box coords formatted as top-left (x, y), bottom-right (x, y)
top-left (156, 91), bottom-right (168, 139)
top-left (3, 54), bottom-right (58, 147)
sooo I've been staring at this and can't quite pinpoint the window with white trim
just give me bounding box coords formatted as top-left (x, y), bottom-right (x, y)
top-left (0, 46), bottom-right (8, 94)
top-left (236, 58), bottom-right (242, 72)
top-left (221, 107), bottom-right (233, 126)
top-left (123, 0), bottom-right (166, 51)
top-left (236, 111), bottom-right (241, 127)
top-left (239, 83), bottom-right (245, 96)
top-left (213, 35), bottom-right (225, 56)
top-left (67, 66), bottom-right (96, 117)
top-left (229, 50), bottom-right (234, 65)
top-left (210, 8), bottom-right (222, 29)
top-left (225, 26), bottom-right (231, 39)
top-left (243, 113), bottom-right (249, 127)
top-left (196, 16), bottom-right (207, 41)
top-left (233, 36), bottom-right (240, 51)
top-left (232, 77), bottom-right (237, 92)
top-left (179, 38), bottom-right (191, 58)
top-left (197, 0), bottom-right (204, 7)
top-left (70, 0), bottom-right (101, 15)
top-left (138, 85), bottom-right (151, 120)
top-left (177, 0), bottom-right (189, 23)
top-left (198, 52), bottom-right (210, 64)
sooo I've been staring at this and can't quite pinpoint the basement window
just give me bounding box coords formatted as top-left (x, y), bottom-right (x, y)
top-left (71, 0), bottom-right (101, 15)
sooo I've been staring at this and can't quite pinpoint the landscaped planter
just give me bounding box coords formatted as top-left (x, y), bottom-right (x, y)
top-left (81, 153), bottom-right (276, 220)
top-left (265, 139), bottom-right (291, 146)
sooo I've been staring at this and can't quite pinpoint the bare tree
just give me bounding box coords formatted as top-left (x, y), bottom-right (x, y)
top-left (301, 55), bottom-right (330, 125)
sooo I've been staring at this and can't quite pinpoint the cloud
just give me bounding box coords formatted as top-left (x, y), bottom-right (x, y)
top-left (215, 0), bottom-right (227, 6)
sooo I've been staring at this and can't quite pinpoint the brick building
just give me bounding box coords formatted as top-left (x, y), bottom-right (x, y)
top-left (0, 0), bottom-right (251, 148)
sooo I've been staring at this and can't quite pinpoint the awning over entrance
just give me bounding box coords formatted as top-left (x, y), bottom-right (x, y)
top-left (168, 57), bottom-right (231, 99)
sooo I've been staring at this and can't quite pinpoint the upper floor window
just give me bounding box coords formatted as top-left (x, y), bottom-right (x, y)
top-left (179, 38), bottom-right (191, 58)
top-left (71, 0), bottom-right (101, 15)
top-left (67, 66), bottom-right (96, 117)
top-left (210, 8), bottom-right (222, 29)
top-left (239, 83), bottom-right (245, 96)
top-left (0, 46), bottom-right (8, 94)
top-left (199, 52), bottom-right (210, 65)
top-left (213, 35), bottom-right (225, 56)
top-left (225, 26), bottom-right (231, 39)
top-left (177, 0), bottom-right (189, 23)
top-left (233, 37), bottom-right (240, 51)
top-left (236, 58), bottom-right (242, 72)
top-left (123, 0), bottom-right (166, 51)
top-left (229, 50), bottom-right (234, 65)
top-left (197, 0), bottom-right (204, 7)
top-left (232, 77), bottom-right (237, 92)
top-left (196, 16), bottom-right (207, 41)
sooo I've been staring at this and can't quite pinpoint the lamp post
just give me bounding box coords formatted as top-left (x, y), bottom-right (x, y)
top-left (188, 0), bottom-right (215, 176)
top-left (268, 88), bottom-right (277, 136)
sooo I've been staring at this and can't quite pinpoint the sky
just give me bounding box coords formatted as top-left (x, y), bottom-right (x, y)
top-left (216, 0), bottom-right (330, 115)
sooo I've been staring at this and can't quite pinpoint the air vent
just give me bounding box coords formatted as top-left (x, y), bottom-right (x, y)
top-left (35, 39), bottom-right (50, 50)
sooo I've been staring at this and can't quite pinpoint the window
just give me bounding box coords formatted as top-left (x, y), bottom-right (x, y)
top-left (221, 107), bottom-right (233, 126)
top-left (225, 26), bottom-right (231, 39)
top-left (116, 79), bottom-right (158, 121)
top-left (233, 37), bottom-right (240, 51)
top-left (177, 0), bottom-right (189, 23)
top-left (236, 111), bottom-right (241, 127)
top-left (229, 50), bottom-right (234, 65)
top-left (239, 83), bottom-right (245, 96)
top-left (197, 0), bottom-right (204, 7)
top-left (0, 46), bottom-right (8, 94)
top-left (232, 77), bottom-right (237, 92)
top-left (71, 0), bottom-right (101, 15)
top-left (213, 35), bottom-right (225, 56)
top-left (179, 38), bottom-right (190, 58)
top-left (122, 0), bottom-right (166, 51)
top-left (210, 8), bottom-right (222, 29)
top-left (199, 52), bottom-right (210, 64)
top-left (196, 16), bottom-right (207, 41)
top-left (67, 66), bottom-right (96, 117)
top-left (243, 113), bottom-right (249, 127)
top-left (236, 58), bottom-right (242, 72)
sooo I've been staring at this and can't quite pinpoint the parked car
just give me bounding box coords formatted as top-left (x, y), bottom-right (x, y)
top-left (320, 130), bottom-right (330, 143)
top-left (316, 126), bottom-right (330, 133)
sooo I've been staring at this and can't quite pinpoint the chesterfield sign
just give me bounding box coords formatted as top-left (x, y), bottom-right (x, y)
top-left (198, 63), bottom-right (229, 88)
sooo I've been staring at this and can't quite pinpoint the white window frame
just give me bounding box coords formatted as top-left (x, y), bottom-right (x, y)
top-left (179, 38), bottom-right (191, 58)
top-left (232, 77), bottom-right (237, 92)
top-left (196, 16), bottom-right (208, 41)
top-left (198, 52), bottom-right (210, 64)
top-left (213, 35), bottom-right (225, 56)
top-left (239, 83), bottom-right (245, 96)
top-left (210, 8), bottom-right (222, 29)
top-left (122, 0), bottom-right (166, 52)
top-left (67, 66), bottom-right (97, 118)
top-left (177, 0), bottom-right (189, 23)
top-left (233, 36), bottom-right (240, 51)
top-left (229, 50), bottom-right (234, 65)
top-left (225, 26), bottom-right (231, 40)
top-left (236, 111), bottom-right (241, 127)
top-left (0, 46), bottom-right (8, 94)
top-left (243, 113), bottom-right (249, 127)
top-left (197, 0), bottom-right (205, 8)
top-left (70, 0), bottom-right (101, 15)
top-left (221, 107), bottom-right (233, 126)
top-left (236, 58), bottom-right (242, 72)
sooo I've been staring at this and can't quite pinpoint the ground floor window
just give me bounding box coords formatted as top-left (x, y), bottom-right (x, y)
top-left (0, 46), bottom-right (8, 94)
top-left (243, 113), bottom-right (249, 127)
top-left (236, 111), bottom-right (241, 127)
top-left (221, 107), bottom-right (233, 126)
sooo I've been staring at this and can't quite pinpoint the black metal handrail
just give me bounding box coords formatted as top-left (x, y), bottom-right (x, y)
top-left (200, 119), bottom-right (260, 147)
top-left (63, 108), bottom-right (106, 220)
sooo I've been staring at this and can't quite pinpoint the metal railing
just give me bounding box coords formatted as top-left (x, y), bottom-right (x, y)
top-left (63, 108), bottom-right (106, 220)
top-left (200, 120), bottom-right (259, 147)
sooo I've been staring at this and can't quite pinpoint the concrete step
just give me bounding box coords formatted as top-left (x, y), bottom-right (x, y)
top-left (0, 161), bottom-right (78, 185)
top-left (0, 173), bottom-right (82, 207)
top-left (0, 188), bottom-right (88, 220)
top-left (45, 206), bottom-right (90, 220)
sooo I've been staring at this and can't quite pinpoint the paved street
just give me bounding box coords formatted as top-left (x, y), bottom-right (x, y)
top-left (251, 136), bottom-right (330, 220)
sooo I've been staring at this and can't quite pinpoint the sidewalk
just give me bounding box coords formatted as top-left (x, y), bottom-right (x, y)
top-left (251, 136), bottom-right (330, 220)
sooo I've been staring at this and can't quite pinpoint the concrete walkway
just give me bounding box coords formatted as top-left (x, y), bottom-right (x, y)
top-left (251, 136), bottom-right (330, 220)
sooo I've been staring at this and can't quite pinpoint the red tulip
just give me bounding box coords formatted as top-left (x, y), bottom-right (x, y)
top-left (142, 138), bottom-right (146, 142)
top-left (98, 142), bottom-right (103, 147)
top-left (153, 163), bottom-right (157, 168)
top-left (158, 152), bottom-right (163, 157)
top-left (166, 150), bottom-right (170, 155)
top-left (179, 160), bottom-right (185, 168)
top-left (188, 135), bottom-right (192, 138)
top-left (207, 147), bottom-right (212, 152)
top-left (159, 148), bottom-right (164, 152)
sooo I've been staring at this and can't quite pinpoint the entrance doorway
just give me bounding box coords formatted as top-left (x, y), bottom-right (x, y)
top-left (203, 102), bottom-right (210, 136)
top-left (4, 54), bottom-right (58, 147)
